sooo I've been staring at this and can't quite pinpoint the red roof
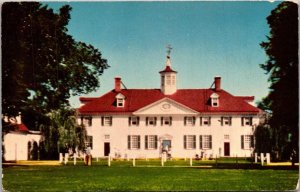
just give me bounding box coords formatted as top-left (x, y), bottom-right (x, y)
top-left (17, 123), bottom-right (29, 132)
top-left (78, 89), bottom-right (260, 115)
top-left (237, 96), bottom-right (255, 101)
top-left (159, 66), bottom-right (177, 73)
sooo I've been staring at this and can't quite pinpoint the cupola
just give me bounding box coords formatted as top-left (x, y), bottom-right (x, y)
top-left (159, 45), bottom-right (177, 95)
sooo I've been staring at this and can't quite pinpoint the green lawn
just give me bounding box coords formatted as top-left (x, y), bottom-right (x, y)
top-left (3, 160), bottom-right (299, 191)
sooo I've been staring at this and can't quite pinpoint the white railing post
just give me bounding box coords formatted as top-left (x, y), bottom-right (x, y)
top-left (254, 153), bottom-right (257, 163)
top-left (133, 157), bottom-right (136, 167)
top-left (266, 153), bottom-right (270, 164)
top-left (108, 154), bottom-right (111, 167)
top-left (74, 153), bottom-right (77, 165)
top-left (64, 154), bottom-right (68, 165)
top-left (59, 153), bottom-right (63, 163)
top-left (260, 153), bottom-right (264, 165)
top-left (190, 156), bottom-right (193, 167)
top-left (161, 155), bottom-right (164, 167)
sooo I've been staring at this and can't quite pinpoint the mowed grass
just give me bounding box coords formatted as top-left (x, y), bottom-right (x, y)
top-left (3, 160), bottom-right (299, 191)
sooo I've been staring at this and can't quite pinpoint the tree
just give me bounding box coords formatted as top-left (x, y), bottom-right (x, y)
top-left (2, 2), bottom-right (109, 128)
top-left (39, 108), bottom-right (87, 159)
top-left (259, 2), bottom-right (298, 162)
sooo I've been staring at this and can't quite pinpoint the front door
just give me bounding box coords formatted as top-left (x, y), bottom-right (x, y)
top-left (104, 142), bottom-right (110, 156)
top-left (162, 140), bottom-right (171, 152)
top-left (224, 142), bottom-right (230, 156)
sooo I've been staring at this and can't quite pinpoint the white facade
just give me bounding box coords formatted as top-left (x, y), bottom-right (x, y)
top-left (79, 98), bottom-right (258, 159)
top-left (3, 131), bottom-right (42, 161)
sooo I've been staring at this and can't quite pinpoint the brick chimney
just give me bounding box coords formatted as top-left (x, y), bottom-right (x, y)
top-left (115, 77), bottom-right (121, 92)
top-left (214, 76), bottom-right (221, 91)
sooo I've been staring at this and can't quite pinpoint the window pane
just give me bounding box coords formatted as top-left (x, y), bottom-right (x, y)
top-left (131, 135), bottom-right (139, 149)
top-left (244, 135), bottom-right (252, 149)
top-left (147, 135), bottom-right (156, 149)
top-left (85, 136), bottom-right (93, 149)
top-left (186, 135), bottom-right (196, 149)
top-left (104, 117), bottom-right (112, 126)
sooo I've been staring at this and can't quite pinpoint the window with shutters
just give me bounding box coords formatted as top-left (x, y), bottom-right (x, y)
top-left (200, 117), bottom-right (211, 126)
top-left (161, 117), bottom-right (172, 126)
top-left (81, 116), bottom-right (92, 127)
top-left (241, 117), bottom-right (253, 126)
top-left (184, 116), bottom-right (196, 126)
top-left (241, 135), bottom-right (254, 149)
top-left (128, 135), bottom-right (140, 150)
top-left (184, 135), bottom-right (196, 149)
top-left (199, 135), bottom-right (212, 149)
top-left (146, 117), bottom-right (157, 126)
top-left (102, 116), bottom-right (112, 126)
top-left (221, 116), bottom-right (232, 126)
top-left (129, 116), bottom-right (139, 126)
top-left (85, 136), bottom-right (93, 149)
top-left (145, 135), bottom-right (158, 150)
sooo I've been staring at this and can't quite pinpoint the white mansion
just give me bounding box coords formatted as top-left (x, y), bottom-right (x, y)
top-left (77, 54), bottom-right (261, 159)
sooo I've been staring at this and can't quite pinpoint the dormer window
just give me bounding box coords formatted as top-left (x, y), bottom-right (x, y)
top-left (115, 93), bottom-right (125, 108)
top-left (210, 93), bottom-right (219, 107)
top-left (117, 98), bottom-right (124, 107)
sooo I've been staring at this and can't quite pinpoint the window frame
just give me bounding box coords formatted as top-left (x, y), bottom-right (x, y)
top-left (221, 116), bottom-right (232, 126)
top-left (199, 135), bottom-right (212, 149)
top-left (116, 98), bottom-right (125, 107)
top-left (200, 117), bottom-right (211, 126)
top-left (145, 135), bottom-right (158, 150)
top-left (85, 135), bottom-right (93, 149)
top-left (129, 116), bottom-right (140, 126)
top-left (211, 98), bottom-right (219, 107)
top-left (166, 75), bottom-right (171, 85)
top-left (242, 117), bottom-right (253, 126)
top-left (81, 116), bottom-right (92, 127)
top-left (184, 116), bottom-right (196, 126)
top-left (184, 135), bottom-right (196, 149)
top-left (128, 135), bottom-right (141, 150)
top-left (101, 116), bottom-right (113, 126)
top-left (161, 116), bottom-right (172, 126)
top-left (146, 117), bottom-right (157, 126)
top-left (241, 135), bottom-right (254, 149)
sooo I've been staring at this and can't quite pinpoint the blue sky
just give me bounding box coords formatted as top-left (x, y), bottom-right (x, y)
top-left (47, 1), bottom-right (280, 108)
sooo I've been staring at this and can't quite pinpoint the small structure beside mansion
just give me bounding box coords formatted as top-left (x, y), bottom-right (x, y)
top-left (3, 114), bottom-right (42, 161)
top-left (77, 52), bottom-right (262, 159)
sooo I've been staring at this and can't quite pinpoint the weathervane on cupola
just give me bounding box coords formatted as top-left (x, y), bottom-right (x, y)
top-left (159, 44), bottom-right (177, 95)
top-left (166, 44), bottom-right (172, 67)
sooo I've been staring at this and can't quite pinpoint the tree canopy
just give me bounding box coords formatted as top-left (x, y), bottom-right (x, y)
top-left (259, 2), bottom-right (298, 161)
top-left (2, 2), bottom-right (109, 127)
